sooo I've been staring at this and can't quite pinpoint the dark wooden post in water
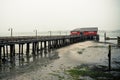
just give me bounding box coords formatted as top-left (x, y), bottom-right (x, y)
top-left (32, 43), bottom-right (35, 55)
top-left (104, 32), bottom-right (106, 43)
top-left (0, 46), bottom-right (2, 64)
top-left (117, 37), bottom-right (120, 47)
top-left (51, 40), bottom-right (54, 49)
top-left (0, 46), bottom-right (2, 71)
top-left (10, 44), bottom-right (15, 63)
top-left (10, 45), bottom-right (12, 63)
top-left (13, 45), bottom-right (15, 58)
top-left (26, 43), bottom-right (30, 62)
top-left (19, 44), bottom-right (21, 61)
top-left (19, 44), bottom-right (20, 60)
top-left (48, 41), bottom-right (51, 50)
top-left (62, 39), bottom-right (65, 46)
top-left (3, 46), bottom-right (5, 61)
top-left (6, 45), bottom-right (8, 58)
top-left (21, 44), bottom-right (24, 59)
top-left (40, 41), bottom-right (42, 50)
top-left (108, 45), bottom-right (111, 71)
top-left (19, 44), bottom-right (24, 61)
top-left (34, 42), bottom-right (37, 55)
top-left (44, 41), bottom-right (47, 57)
top-left (37, 42), bottom-right (39, 55)
top-left (40, 41), bottom-right (43, 57)
top-left (32, 42), bottom-right (36, 60)
top-left (26, 43), bottom-right (30, 55)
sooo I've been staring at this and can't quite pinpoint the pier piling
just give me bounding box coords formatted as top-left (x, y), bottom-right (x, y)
top-left (0, 46), bottom-right (2, 64)
top-left (6, 45), bottom-right (8, 58)
top-left (108, 45), bottom-right (111, 71)
top-left (118, 37), bottom-right (120, 47)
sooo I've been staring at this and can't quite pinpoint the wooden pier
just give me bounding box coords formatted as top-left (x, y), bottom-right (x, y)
top-left (0, 35), bottom-right (99, 65)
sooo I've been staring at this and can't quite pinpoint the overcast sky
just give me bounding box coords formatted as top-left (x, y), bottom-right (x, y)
top-left (0, 0), bottom-right (120, 32)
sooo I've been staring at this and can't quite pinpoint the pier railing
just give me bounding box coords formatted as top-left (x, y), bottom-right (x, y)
top-left (0, 35), bottom-right (81, 44)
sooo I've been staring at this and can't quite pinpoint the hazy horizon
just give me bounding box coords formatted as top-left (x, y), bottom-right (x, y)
top-left (0, 0), bottom-right (120, 33)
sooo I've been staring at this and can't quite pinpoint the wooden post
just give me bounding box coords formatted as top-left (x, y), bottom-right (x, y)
top-left (32, 43), bottom-right (35, 55)
top-left (13, 44), bottom-right (15, 57)
top-left (26, 43), bottom-right (30, 63)
top-left (3, 46), bottom-right (5, 60)
top-left (62, 39), bottom-right (65, 46)
top-left (19, 44), bottom-right (21, 61)
top-left (117, 37), bottom-right (120, 47)
top-left (104, 32), bottom-right (106, 42)
top-left (6, 45), bottom-right (8, 58)
top-left (32, 42), bottom-right (36, 60)
top-left (12, 44), bottom-right (15, 65)
top-left (19, 44), bottom-right (24, 66)
top-left (48, 41), bottom-right (51, 52)
top-left (44, 41), bottom-right (46, 49)
top-left (40, 41), bottom-right (42, 50)
top-left (0, 46), bottom-right (2, 64)
top-left (44, 41), bottom-right (47, 57)
top-left (26, 43), bottom-right (30, 53)
top-left (21, 44), bottom-right (23, 59)
top-left (34, 42), bottom-right (37, 55)
top-left (40, 41), bottom-right (43, 57)
top-left (56, 40), bottom-right (58, 48)
top-left (10, 45), bottom-right (14, 63)
top-left (37, 42), bottom-right (39, 54)
top-left (108, 45), bottom-right (111, 71)
top-left (0, 46), bottom-right (2, 71)
top-left (48, 41), bottom-right (51, 49)
top-left (26, 43), bottom-right (30, 57)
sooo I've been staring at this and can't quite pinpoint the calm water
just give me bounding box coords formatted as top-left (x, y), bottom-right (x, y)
top-left (98, 31), bottom-right (120, 44)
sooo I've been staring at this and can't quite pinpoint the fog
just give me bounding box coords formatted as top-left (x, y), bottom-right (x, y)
top-left (0, 0), bottom-right (120, 32)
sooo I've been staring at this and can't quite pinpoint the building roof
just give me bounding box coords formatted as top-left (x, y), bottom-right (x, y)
top-left (71, 27), bottom-right (98, 32)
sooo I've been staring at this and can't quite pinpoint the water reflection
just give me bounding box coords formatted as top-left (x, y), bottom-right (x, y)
top-left (0, 49), bottom-right (59, 79)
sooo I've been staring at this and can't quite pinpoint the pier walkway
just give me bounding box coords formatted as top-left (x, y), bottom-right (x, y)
top-left (0, 35), bottom-right (99, 65)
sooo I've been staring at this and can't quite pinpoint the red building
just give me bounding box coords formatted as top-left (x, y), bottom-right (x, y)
top-left (70, 27), bottom-right (98, 36)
